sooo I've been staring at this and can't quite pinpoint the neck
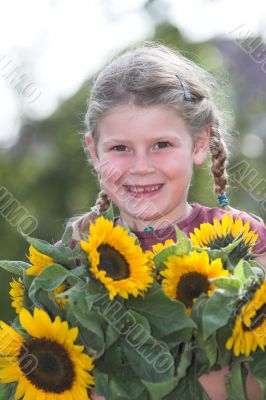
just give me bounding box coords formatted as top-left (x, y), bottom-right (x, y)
top-left (118, 202), bottom-right (192, 232)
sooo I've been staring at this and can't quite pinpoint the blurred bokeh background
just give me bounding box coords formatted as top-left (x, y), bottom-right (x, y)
top-left (1, 0), bottom-right (266, 322)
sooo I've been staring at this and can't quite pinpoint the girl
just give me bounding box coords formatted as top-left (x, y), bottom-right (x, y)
top-left (67, 43), bottom-right (266, 399)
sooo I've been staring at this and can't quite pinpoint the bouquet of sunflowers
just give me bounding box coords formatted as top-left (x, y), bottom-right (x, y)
top-left (0, 207), bottom-right (265, 400)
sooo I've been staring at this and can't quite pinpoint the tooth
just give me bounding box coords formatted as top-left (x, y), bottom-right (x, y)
top-left (128, 185), bottom-right (161, 193)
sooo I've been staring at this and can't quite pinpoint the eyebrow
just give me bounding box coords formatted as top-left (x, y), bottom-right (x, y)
top-left (102, 135), bottom-right (180, 145)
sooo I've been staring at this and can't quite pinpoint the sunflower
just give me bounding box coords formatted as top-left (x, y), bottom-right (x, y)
top-left (10, 276), bottom-right (67, 312)
top-left (80, 216), bottom-right (154, 300)
top-left (145, 239), bottom-right (175, 270)
top-left (151, 239), bottom-right (176, 255)
top-left (145, 239), bottom-right (176, 282)
top-left (53, 283), bottom-right (68, 309)
top-left (26, 245), bottom-right (55, 275)
top-left (160, 250), bottom-right (229, 313)
top-left (9, 277), bottom-right (24, 314)
top-left (145, 250), bottom-right (157, 272)
top-left (226, 279), bottom-right (266, 357)
top-left (189, 214), bottom-right (258, 264)
top-left (0, 308), bottom-right (94, 399)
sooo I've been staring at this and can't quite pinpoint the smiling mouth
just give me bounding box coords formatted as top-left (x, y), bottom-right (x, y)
top-left (124, 184), bottom-right (164, 194)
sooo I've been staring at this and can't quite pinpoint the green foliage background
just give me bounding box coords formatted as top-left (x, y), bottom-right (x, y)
top-left (1, 22), bottom-right (265, 322)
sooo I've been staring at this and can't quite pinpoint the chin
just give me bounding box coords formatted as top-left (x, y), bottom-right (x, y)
top-left (130, 212), bottom-right (166, 228)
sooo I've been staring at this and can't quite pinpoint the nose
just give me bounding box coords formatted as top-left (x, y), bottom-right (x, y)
top-left (129, 151), bottom-right (156, 175)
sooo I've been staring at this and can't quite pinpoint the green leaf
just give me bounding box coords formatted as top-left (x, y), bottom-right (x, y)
top-left (249, 351), bottom-right (266, 397)
top-left (210, 276), bottom-right (242, 291)
top-left (61, 223), bottom-right (74, 246)
top-left (93, 369), bottom-right (110, 399)
top-left (129, 310), bottom-right (151, 334)
top-left (30, 263), bottom-right (79, 290)
top-left (190, 246), bottom-right (208, 253)
top-left (58, 280), bottom-right (99, 315)
top-left (206, 249), bottom-right (226, 261)
top-left (216, 325), bottom-right (233, 366)
top-left (27, 286), bottom-right (62, 314)
top-left (222, 235), bottom-right (244, 254)
top-left (225, 359), bottom-right (248, 400)
top-left (0, 383), bottom-right (9, 400)
top-left (153, 245), bottom-right (181, 272)
top-left (250, 265), bottom-right (265, 281)
top-left (105, 324), bottom-right (120, 349)
top-left (127, 282), bottom-right (196, 338)
top-left (67, 297), bottom-right (105, 358)
top-left (141, 377), bottom-right (179, 400)
top-left (28, 264), bottom-right (81, 307)
top-left (192, 296), bottom-right (218, 367)
top-left (164, 363), bottom-right (211, 400)
top-left (104, 202), bottom-right (114, 222)
top-left (23, 236), bottom-right (85, 267)
top-left (202, 289), bottom-right (237, 340)
top-left (152, 226), bottom-right (191, 271)
top-left (0, 261), bottom-right (30, 275)
top-left (121, 337), bottom-right (175, 383)
top-left (108, 365), bottom-right (146, 400)
top-left (86, 279), bottom-right (107, 298)
top-left (96, 343), bottom-right (123, 373)
top-left (202, 334), bottom-right (217, 367)
top-left (0, 382), bottom-right (17, 400)
top-left (233, 259), bottom-right (255, 283)
top-left (162, 327), bottom-right (193, 350)
top-left (55, 280), bottom-right (85, 300)
top-left (176, 344), bottom-right (193, 379)
top-left (190, 294), bottom-right (208, 329)
top-left (174, 225), bottom-right (191, 254)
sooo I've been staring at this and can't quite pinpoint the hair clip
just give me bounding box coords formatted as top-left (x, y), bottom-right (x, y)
top-left (217, 193), bottom-right (229, 209)
top-left (144, 226), bottom-right (154, 232)
top-left (176, 74), bottom-right (192, 101)
top-left (90, 205), bottom-right (101, 216)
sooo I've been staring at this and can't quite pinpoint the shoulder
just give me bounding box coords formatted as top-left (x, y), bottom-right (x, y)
top-left (194, 202), bottom-right (264, 227)
top-left (193, 203), bottom-right (266, 255)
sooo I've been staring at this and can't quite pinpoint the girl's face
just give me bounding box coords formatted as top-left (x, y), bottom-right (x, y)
top-left (86, 104), bottom-right (209, 230)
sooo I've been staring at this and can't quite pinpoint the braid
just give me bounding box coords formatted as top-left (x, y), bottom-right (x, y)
top-left (72, 190), bottom-right (111, 240)
top-left (95, 190), bottom-right (111, 213)
top-left (209, 119), bottom-right (231, 211)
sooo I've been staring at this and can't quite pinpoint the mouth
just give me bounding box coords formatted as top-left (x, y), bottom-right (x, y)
top-left (123, 184), bottom-right (164, 197)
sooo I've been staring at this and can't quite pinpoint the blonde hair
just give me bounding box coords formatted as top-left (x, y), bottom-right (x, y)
top-left (71, 42), bottom-right (236, 240)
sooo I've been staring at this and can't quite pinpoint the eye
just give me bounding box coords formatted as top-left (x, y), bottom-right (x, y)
top-left (154, 141), bottom-right (172, 149)
top-left (111, 145), bottom-right (128, 152)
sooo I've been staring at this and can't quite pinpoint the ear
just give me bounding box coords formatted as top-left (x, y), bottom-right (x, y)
top-left (85, 134), bottom-right (99, 166)
top-left (193, 127), bottom-right (210, 165)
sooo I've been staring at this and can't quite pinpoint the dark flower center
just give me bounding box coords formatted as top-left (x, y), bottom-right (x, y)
top-left (97, 244), bottom-right (130, 280)
top-left (208, 233), bottom-right (252, 264)
top-left (208, 233), bottom-right (235, 249)
top-left (243, 303), bottom-right (266, 331)
top-left (19, 338), bottom-right (75, 393)
top-left (176, 272), bottom-right (211, 307)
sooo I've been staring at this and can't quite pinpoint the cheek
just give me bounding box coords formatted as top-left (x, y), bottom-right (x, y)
top-left (98, 155), bottom-right (129, 184)
top-left (160, 153), bottom-right (193, 179)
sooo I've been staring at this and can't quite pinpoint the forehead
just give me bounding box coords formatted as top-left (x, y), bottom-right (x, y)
top-left (98, 104), bottom-right (190, 143)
